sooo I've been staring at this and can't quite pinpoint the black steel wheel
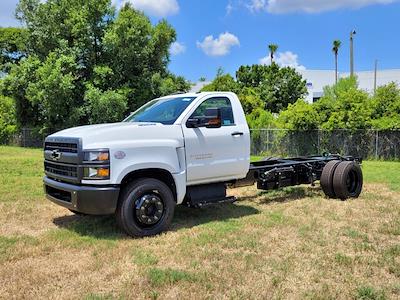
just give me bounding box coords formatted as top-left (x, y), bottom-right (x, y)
top-left (320, 160), bottom-right (341, 198)
top-left (332, 161), bottom-right (363, 200)
top-left (116, 178), bottom-right (175, 237)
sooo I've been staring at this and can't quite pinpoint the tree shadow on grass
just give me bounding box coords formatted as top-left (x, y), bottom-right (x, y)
top-left (52, 203), bottom-right (260, 240)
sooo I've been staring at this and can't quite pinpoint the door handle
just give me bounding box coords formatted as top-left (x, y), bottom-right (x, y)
top-left (231, 131), bottom-right (244, 136)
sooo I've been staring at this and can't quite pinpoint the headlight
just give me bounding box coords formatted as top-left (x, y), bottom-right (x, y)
top-left (83, 167), bottom-right (110, 180)
top-left (83, 149), bottom-right (110, 180)
top-left (84, 150), bottom-right (109, 162)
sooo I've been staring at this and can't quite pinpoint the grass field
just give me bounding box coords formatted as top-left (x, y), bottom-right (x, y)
top-left (0, 146), bottom-right (399, 299)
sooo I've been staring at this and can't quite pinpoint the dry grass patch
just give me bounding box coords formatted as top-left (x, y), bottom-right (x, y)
top-left (0, 146), bottom-right (400, 299)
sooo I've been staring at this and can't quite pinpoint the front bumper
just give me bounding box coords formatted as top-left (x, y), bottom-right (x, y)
top-left (44, 176), bottom-right (120, 215)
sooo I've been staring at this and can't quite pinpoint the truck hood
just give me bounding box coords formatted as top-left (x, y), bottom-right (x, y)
top-left (49, 122), bottom-right (184, 149)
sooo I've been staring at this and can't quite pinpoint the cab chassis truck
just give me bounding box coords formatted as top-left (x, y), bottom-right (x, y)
top-left (43, 92), bottom-right (363, 237)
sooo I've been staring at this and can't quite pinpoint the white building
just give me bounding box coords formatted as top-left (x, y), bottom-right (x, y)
top-left (299, 69), bottom-right (400, 103)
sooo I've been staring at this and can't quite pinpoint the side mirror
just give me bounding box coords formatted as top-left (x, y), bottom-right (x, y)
top-left (186, 108), bottom-right (222, 129)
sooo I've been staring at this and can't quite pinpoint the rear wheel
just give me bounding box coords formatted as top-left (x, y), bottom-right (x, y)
top-left (332, 161), bottom-right (363, 200)
top-left (116, 178), bottom-right (175, 237)
top-left (320, 160), bottom-right (341, 198)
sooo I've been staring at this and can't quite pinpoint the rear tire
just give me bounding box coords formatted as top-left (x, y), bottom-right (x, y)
top-left (320, 160), bottom-right (341, 198)
top-left (116, 178), bottom-right (175, 237)
top-left (332, 161), bottom-right (363, 200)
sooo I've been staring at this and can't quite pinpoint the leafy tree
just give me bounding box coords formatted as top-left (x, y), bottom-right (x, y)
top-left (0, 27), bottom-right (28, 72)
top-left (84, 85), bottom-right (128, 124)
top-left (278, 99), bottom-right (319, 130)
top-left (259, 64), bottom-right (307, 113)
top-left (237, 87), bottom-right (264, 115)
top-left (316, 77), bottom-right (372, 130)
top-left (1, 55), bottom-right (42, 128)
top-left (0, 96), bottom-right (17, 143)
top-left (2, 0), bottom-right (185, 133)
top-left (201, 68), bottom-right (239, 92)
top-left (25, 51), bottom-right (80, 132)
top-left (236, 64), bottom-right (307, 113)
top-left (150, 73), bottom-right (191, 97)
top-left (246, 108), bottom-right (276, 129)
top-left (369, 82), bottom-right (400, 129)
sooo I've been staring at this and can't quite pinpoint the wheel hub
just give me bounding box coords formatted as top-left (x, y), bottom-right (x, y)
top-left (135, 194), bottom-right (164, 225)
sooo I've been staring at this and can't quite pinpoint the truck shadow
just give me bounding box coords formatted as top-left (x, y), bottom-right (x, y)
top-left (52, 203), bottom-right (259, 240)
top-left (52, 186), bottom-right (320, 240)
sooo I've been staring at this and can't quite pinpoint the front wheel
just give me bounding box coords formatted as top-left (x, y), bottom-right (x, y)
top-left (116, 178), bottom-right (175, 237)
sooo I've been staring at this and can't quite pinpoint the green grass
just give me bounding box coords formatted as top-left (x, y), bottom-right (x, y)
top-left (0, 146), bottom-right (400, 299)
top-left (362, 161), bottom-right (400, 191)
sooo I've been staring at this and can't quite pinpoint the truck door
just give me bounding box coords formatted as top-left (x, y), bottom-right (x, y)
top-left (182, 96), bottom-right (249, 185)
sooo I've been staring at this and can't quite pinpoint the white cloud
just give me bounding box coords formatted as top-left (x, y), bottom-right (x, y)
top-left (170, 41), bottom-right (186, 55)
top-left (247, 0), bottom-right (399, 13)
top-left (116, 0), bottom-right (179, 17)
top-left (197, 32), bottom-right (240, 56)
top-left (259, 51), bottom-right (306, 70)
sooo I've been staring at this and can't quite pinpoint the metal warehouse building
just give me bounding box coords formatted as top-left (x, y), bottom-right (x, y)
top-left (299, 69), bottom-right (400, 103)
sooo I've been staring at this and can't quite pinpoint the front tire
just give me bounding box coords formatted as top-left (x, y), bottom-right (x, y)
top-left (116, 178), bottom-right (175, 237)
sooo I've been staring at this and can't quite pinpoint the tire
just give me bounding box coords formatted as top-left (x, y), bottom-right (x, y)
top-left (320, 160), bottom-right (341, 198)
top-left (332, 161), bottom-right (363, 200)
top-left (116, 178), bottom-right (175, 237)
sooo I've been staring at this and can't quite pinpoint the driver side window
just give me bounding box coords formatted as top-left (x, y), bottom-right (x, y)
top-left (190, 97), bottom-right (234, 126)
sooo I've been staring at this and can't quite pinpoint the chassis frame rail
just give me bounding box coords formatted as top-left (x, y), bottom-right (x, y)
top-left (233, 154), bottom-right (362, 191)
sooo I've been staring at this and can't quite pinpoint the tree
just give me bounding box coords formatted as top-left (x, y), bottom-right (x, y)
top-left (278, 99), bottom-right (319, 130)
top-left (0, 27), bottom-right (28, 72)
top-left (84, 85), bottom-right (128, 124)
top-left (2, 0), bottom-right (183, 133)
top-left (201, 68), bottom-right (239, 93)
top-left (315, 77), bottom-right (372, 130)
top-left (268, 44), bottom-right (278, 63)
top-left (0, 96), bottom-right (17, 143)
top-left (236, 64), bottom-right (307, 113)
top-left (258, 64), bottom-right (307, 113)
top-left (332, 40), bottom-right (341, 84)
top-left (369, 82), bottom-right (400, 129)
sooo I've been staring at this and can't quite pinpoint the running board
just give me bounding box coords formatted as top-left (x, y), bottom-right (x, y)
top-left (191, 196), bottom-right (237, 208)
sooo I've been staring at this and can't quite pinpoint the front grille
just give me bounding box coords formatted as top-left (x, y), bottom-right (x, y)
top-left (45, 161), bottom-right (78, 178)
top-left (45, 142), bottom-right (78, 153)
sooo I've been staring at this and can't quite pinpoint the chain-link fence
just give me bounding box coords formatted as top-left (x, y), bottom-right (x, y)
top-left (5, 128), bottom-right (400, 160)
top-left (9, 128), bottom-right (45, 148)
top-left (250, 129), bottom-right (400, 160)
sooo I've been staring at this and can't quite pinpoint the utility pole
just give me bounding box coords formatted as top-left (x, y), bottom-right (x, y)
top-left (350, 30), bottom-right (356, 77)
top-left (374, 59), bottom-right (378, 94)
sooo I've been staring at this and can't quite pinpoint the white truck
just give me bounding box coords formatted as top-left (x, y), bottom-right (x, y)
top-left (44, 92), bottom-right (363, 237)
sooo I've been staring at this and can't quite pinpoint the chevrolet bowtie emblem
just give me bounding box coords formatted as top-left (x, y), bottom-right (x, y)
top-left (51, 149), bottom-right (62, 161)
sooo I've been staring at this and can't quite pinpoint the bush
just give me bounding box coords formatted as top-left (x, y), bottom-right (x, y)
top-left (84, 86), bottom-right (128, 124)
top-left (0, 96), bottom-right (17, 144)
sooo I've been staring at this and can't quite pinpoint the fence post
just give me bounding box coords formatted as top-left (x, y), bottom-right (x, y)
top-left (266, 129), bottom-right (269, 153)
top-left (375, 130), bottom-right (379, 160)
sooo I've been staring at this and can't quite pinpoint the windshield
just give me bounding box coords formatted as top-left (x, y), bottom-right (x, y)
top-left (124, 96), bottom-right (197, 125)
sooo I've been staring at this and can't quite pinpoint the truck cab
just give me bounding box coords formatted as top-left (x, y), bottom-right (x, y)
top-left (44, 92), bottom-right (251, 236)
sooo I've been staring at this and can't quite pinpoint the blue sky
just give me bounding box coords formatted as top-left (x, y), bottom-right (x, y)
top-left (1, 0), bottom-right (400, 81)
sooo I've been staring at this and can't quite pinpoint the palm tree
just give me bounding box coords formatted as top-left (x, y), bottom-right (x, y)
top-left (332, 40), bottom-right (341, 84)
top-left (268, 44), bottom-right (278, 63)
